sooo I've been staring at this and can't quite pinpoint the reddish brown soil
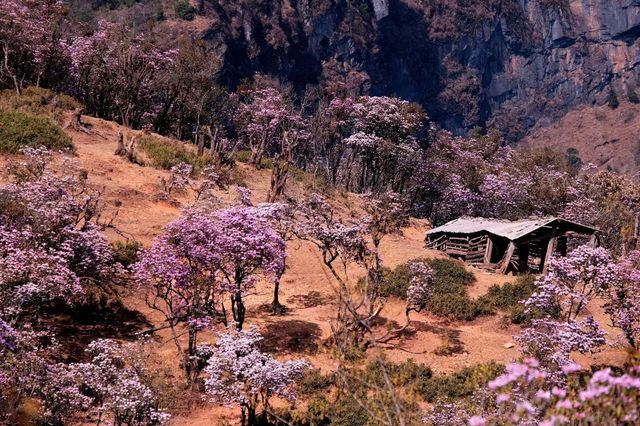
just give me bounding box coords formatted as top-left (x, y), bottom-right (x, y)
top-left (521, 101), bottom-right (640, 175)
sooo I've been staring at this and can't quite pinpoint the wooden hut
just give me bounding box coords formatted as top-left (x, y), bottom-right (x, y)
top-left (426, 217), bottom-right (598, 274)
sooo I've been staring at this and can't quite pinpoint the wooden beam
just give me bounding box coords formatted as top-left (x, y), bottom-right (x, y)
top-left (542, 237), bottom-right (558, 275)
top-left (498, 242), bottom-right (516, 274)
top-left (484, 238), bottom-right (493, 263)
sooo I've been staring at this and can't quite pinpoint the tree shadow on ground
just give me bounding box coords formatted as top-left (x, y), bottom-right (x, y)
top-left (259, 320), bottom-right (322, 355)
top-left (38, 293), bottom-right (151, 362)
top-left (286, 291), bottom-right (331, 309)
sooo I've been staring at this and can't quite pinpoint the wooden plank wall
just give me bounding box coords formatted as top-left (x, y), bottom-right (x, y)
top-left (428, 234), bottom-right (489, 264)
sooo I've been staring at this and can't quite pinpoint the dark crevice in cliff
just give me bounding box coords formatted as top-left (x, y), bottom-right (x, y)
top-left (613, 24), bottom-right (640, 44)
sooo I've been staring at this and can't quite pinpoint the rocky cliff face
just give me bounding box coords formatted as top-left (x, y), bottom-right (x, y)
top-left (202, 0), bottom-right (640, 139)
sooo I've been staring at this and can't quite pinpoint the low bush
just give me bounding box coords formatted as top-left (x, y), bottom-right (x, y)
top-left (138, 136), bottom-right (212, 173)
top-left (377, 257), bottom-right (475, 299)
top-left (415, 361), bottom-right (505, 402)
top-left (0, 111), bottom-right (73, 153)
top-left (298, 369), bottom-right (336, 396)
top-left (175, 1), bottom-right (195, 20)
top-left (375, 258), bottom-right (487, 321)
top-left (111, 240), bottom-right (142, 268)
top-left (364, 358), bottom-right (433, 388)
top-left (476, 275), bottom-right (538, 324)
top-left (0, 87), bottom-right (80, 124)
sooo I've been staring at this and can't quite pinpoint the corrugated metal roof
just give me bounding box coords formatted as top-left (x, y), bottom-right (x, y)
top-left (426, 217), bottom-right (561, 240)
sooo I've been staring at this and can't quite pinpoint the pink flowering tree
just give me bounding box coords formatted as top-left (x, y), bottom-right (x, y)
top-left (563, 170), bottom-right (640, 254)
top-left (0, 0), bottom-right (68, 93)
top-left (0, 149), bottom-right (122, 321)
top-left (134, 206), bottom-right (285, 385)
top-left (69, 20), bottom-right (177, 128)
top-left (606, 251), bottom-right (640, 349)
top-left (323, 96), bottom-right (426, 194)
top-left (525, 246), bottom-right (616, 322)
top-left (236, 86), bottom-right (308, 170)
top-left (204, 326), bottom-right (310, 426)
top-left (454, 358), bottom-right (640, 425)
top-left (71, 339), bottom-right (171, 425)
top-left (0, 321), bottom-right (93, 424)
top-left (296, 192), bottom-right (429, 349)
top-left (518, 246), bottom-right (615, 379)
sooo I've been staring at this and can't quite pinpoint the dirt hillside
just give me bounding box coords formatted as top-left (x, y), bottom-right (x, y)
top-left (521, 101), bottom-right (640, 175)
top-left (2, 114), bottom-right (625, 424)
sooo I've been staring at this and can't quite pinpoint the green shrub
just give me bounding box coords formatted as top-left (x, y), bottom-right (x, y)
top-left (175, 1), bottom-right (195, 20)
top-left (415, 361), bottom-right (505, 402)
top-left (0, 87), bottom-right (80, 122)
top-left (299, 369), bottom-right (335, 396)
top-left (475, 275), bottom-right (538, 324)
top-left (428, 258), bottom-right (476, 289)
top-left (0, 111), bottom-right (73, 153)
top-left (302, 396), bottom-right (370, 426)
top-left (376, 258), bottom-right (475, 300)
top-left (374, 258), bottom-right (485, 321)
top-left (233, 149), bottom-right (273, 169)
top-left (138, 136), bottom-right (212, 173)
top-left (428, 293), bottom-right (493, 321)
top-left (111, 240), bottom-right (142, 268)
top-left (482, 275), bottom-right (536, 309)
top-left (628, 87), bottom-right (640, 104)
top-left (364, 358), bottom-right (433, 388)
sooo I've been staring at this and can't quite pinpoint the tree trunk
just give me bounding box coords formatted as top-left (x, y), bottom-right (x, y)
top-left (270, 278), bottom-right (286, 315)
top-left (231, 293), bottom-right (245, 331)
top-left (115, 131), bottom-right (127, 156)
top-left (266, 131), bottom-right (292, 202)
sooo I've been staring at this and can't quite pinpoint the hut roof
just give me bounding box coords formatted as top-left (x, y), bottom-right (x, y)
top-left (426, 217), bottom-right (597, 241)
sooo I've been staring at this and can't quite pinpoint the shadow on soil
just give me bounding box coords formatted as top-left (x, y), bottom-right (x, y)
top-left (260, 319), bottom-right (322, 354)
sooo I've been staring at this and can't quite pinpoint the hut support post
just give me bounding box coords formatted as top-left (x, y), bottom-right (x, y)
top-left (498, 242), bottom-right (516, 274)
top-left (484, 238), bottom-right (493, 263)
top-left (542, 237), bottom-right (558, 275)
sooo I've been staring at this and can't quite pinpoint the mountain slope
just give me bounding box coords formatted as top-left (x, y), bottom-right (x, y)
top-left (190, 0), bottom-right (640, 139)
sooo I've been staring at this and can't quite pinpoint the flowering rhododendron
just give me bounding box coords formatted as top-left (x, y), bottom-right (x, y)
top-left (204, 326), bottom-right (310, 425)
top-left (72, 339), bottom-right (171, 425)
top-left (525, 246), bottom-right (615, 320)
top-left (606, 250), bottom-right (640, 349)
top-left (516, 246), bottom-right (615, 380)
top-left (236, 87), bottom-right (308, 169)
top-left (135, 206), bottom-right (285, 384)
top-left (323, 96), bottom-right (426, 194)
top-left (0, 150), bottom-right (121, 319)
top-left (470, 360), bottom-right (640, 425)
top-left (516, 317), bottom-right (606, 383)
top-left (0, 0), bottom-right (68, 93)
top-left (406, 262), bottom-right (435, 312)
top-left (70, 20), bottom-right (177, 128)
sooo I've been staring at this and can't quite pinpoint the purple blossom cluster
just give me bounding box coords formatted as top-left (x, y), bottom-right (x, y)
top-left (236, 87), bottom-right (309, 168)
top-left (525, 245), bottom-right (615, 320)
top-left (0, 150), bottom-right (121, 319)
top-left (324, 96), bottom-right (426, 194)
top-left (204, 326), bottom-right (310, 423)
top-left (134, 205), bottom-right (285, 384)
top-left (606, 251), bottom-right (640, 349)
top-left (465, 359), bottom-right (640, 425)
top-left (406, 262), bottom-right (434, 312)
